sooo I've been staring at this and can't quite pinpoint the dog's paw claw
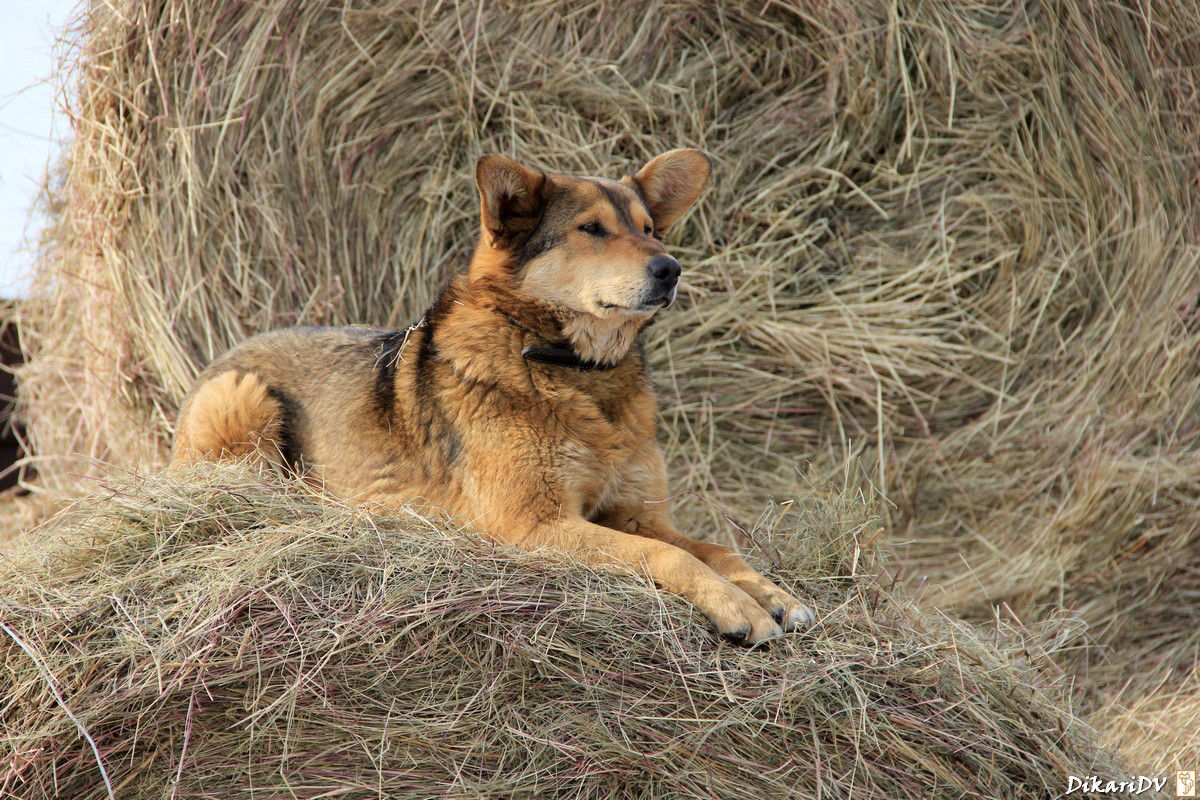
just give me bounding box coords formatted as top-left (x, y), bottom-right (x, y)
top-left (784, 604), bottom-right (815, 630)
top-left (722, 622), bottom-right (783, 647)
top-left (722, 625), bottom-right (752, 645)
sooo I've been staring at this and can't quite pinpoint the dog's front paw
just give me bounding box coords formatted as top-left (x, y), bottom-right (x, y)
top-left (695, 579), bottom-right (783, 646)
top-left (731, 575), bottom-right (816, 632)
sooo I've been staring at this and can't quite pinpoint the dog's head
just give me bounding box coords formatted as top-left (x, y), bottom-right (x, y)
top-left (469, 150), bottom-right (711, 340)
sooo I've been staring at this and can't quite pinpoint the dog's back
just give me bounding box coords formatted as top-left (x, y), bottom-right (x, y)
top-left (173, 326), bottom-right (425, 498)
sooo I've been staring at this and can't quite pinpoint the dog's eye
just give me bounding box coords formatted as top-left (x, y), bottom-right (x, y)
top-left (578, 221), bottom-right (606, 236)
top-left (643, 224), bottom-right (653, 236)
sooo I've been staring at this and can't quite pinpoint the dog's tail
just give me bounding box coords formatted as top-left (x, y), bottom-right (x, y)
top-left (171, 371), bottom-right (286, 469)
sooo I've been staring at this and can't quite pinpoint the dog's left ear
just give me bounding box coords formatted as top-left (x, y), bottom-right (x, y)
top-left (630, 149), bottom-right (711, 233)
top-left (475, 154), bottom-right (547, 247)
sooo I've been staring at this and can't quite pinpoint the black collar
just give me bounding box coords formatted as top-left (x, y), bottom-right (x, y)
top-left (522, 344), bottom-right (621, 371)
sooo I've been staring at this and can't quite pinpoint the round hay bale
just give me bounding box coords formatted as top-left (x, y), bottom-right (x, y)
top-left (1, 466), bottom-right (1121, 798)
top-left (17, 0), bottom-right (1200, 765)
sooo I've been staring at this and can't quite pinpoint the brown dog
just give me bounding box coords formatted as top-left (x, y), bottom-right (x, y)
top-left (172, 149), bottom-right (814, 644)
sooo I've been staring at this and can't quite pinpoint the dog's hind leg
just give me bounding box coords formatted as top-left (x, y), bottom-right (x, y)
top-left (171, 371), bottom-right (286, 469)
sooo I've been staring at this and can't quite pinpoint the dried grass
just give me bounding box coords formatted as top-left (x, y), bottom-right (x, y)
top-left (1, 464), bottom-right (1120, 798)
top-left (1102, 667), bottom-right (1200, 774)
top-left (13, 0), bottom-right (1200, 773)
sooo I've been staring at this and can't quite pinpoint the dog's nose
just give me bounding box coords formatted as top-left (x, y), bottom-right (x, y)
top-left (647, 255), bottom-right (681, 288)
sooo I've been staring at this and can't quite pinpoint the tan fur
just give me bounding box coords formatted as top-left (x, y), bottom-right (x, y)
top-left (171, 150), bottom-right (813, 645)
top-left (172, 371), bottom-right (283, 466)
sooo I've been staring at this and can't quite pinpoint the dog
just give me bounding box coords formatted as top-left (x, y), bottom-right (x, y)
top-left (171, 149), bottom-right (814, 645)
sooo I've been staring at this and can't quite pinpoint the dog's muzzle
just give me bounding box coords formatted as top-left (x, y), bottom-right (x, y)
top-left (645, 255), bottom-right (681, 306)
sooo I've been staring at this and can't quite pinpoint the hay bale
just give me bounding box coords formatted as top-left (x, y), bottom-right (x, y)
top-left (18, 0), bottom-right (1200, 762)
top-left (1, 466), bottom-right (1121, 798)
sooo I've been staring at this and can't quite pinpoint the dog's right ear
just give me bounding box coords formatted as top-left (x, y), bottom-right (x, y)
top-left (475, 155), bottom-right (546, 247)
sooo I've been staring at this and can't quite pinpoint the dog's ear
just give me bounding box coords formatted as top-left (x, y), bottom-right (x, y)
top-left (475, 155), bottom-right (546, 247)
top-left (631, 149), bottom-right (711, 233)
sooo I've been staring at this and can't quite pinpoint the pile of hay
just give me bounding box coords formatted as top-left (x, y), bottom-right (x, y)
top-left (15, 0), bottom-right (1200, 767)
top-left (1, 466), bottom-right (1120, 798)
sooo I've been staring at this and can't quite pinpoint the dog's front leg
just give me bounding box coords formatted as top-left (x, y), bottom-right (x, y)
top-left (508, 517), bottom-right (783, 646)
top-left (592, 445), bottom-right (815, 631)
top-left (595, 507), bottom-right (816, 632)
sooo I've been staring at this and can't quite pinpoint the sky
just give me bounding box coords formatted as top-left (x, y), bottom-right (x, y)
top-left (0, 1), bottom-right (77, 298)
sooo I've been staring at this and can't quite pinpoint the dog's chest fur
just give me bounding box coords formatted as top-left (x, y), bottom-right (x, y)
top-left (522, 368), bottom-right (656, 519)
top-left (554, 393), bottom-right (651, 519)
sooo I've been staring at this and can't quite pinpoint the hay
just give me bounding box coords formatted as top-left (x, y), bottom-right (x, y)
top-left (1, 465), bottom-right (1121, 798)
top-left (1102, 669), bottom-right (1200, 774)
top-left (16, 0), bottom-right (1200, 767)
